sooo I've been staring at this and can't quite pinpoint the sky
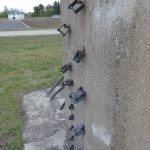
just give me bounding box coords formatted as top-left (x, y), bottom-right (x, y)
top-left (0, 0), bottom-right (59, 12)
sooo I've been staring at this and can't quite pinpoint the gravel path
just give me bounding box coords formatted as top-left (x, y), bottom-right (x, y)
top-left (22, 87), bottom-right (66, 150)
top-left (0, 29), bottom-right (59, 36)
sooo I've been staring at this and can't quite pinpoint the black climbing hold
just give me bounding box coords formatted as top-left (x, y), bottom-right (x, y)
top-left (70, 126), bottom-right (74, 131)
top-left (70, 145), bottom-right (74, 150)
top-left (69, 0), bottom-right (85, 14)
top-left (69, 114), bottom-right (75, 121)
top-left (69, 104), bottom-right (75, 110)
top-left (57, 24), bottom-right (71, 37)
top-left (60, 63), bottom-right (72, 73)
top-left (73, 124), bottom-right (85, 137)
top-left (73, 46), bottom-right (86, 63)
top-left (70, 136), bottom-right (75, 141)
top-left (62, 79), bottom-right (74, 86)
top-left (69, 87), bottom-right (86, 104)
top-left (50, 79), bottom-right (73, 100)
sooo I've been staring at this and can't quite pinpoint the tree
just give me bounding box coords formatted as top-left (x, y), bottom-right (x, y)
top-left (57, 2), bottom-right (60, 14)
top-left (0, 6), bottom-right (8, 18)
top-left (38, 4), bottom-right (44, 11)
top-left (53, 1), bottom-right (58, 14)
top-left (4, 6), bottom-right (8, 13)
top-left (45, 4), bottom-right (53, 16)
top-left (53, 1), bottom-right (61, 15)
top-left (32, 4), bottom-right (45, 17)
top-left (39, 9), bottom-right (46, 17)
top-left (31, 2), bottom-right (61, 17)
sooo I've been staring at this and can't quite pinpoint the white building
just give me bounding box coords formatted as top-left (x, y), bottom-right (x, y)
top-left (8, 11), bottom-right (25, 20)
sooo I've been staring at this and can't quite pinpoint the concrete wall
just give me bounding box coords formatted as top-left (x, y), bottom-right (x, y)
top-left (61, 0), bottom-right (150, 149)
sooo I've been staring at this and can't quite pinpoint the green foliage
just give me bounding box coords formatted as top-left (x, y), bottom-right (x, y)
top-left (53, 1), bottom-right (60, 15)
top-left (31, 1), bottom-right (60, 17)
top-left (0, 6), bottom-right (8, 18)
top-left (0, 11), bottom-right (8, 18)
top-left (57, 2), bottom-right (61, 14)
top-left (45, 4), bottom-right (53, 16)
top-left (39, 9), bottom-right (46, 17)
top-left (53, 1), bottom-right (58, 14)
top-left (32, 4), bottom-right (45, 17)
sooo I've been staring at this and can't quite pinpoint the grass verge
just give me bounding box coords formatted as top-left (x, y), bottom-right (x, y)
top-left (0, 35), bottom-right (62, 150)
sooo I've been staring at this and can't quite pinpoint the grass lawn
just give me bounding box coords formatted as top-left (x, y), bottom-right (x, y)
top-left (0, 35), bottom-right (62, 150)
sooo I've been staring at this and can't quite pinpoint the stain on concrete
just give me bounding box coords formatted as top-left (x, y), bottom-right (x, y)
top-left (91, 124), bottom-right (111, 146)
top-left (22, 87), bottom-right (66, 150)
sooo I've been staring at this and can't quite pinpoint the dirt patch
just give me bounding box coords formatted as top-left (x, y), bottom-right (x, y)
top-left (22, 19), bottom-right (60, 29)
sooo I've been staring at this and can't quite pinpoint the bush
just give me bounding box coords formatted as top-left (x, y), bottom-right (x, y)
top-left (0, 11), bottom-right (8, 18)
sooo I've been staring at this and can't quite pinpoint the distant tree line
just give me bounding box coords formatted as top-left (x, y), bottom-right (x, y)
top-left (0, 6), bottom-right (24, 18)
top-left (31, 1), bottom-right (60, 17)
top-left (0, 6), bottom-right (9, 18)
top-left (0, 1), bottom-right (60, 18)
top-left (0, 6), bottom-right (23, 18)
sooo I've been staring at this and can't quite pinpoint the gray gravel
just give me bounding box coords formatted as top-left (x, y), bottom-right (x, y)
top-left (22, 87), bottom-right (66, 150)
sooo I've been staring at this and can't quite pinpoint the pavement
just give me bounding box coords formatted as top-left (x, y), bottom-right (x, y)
top-left (0, 20), bottom-right (29, 30)
top-left (0, 29), bottom-right (59, 36)
top-left (22, 87), bottom-right (67, 150)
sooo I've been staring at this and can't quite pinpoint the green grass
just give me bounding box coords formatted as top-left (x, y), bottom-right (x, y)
top-left (0, 35), bottom-right (62, 150)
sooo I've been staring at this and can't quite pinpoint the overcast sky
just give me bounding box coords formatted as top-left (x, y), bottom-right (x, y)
top-left (0, 0), bottom-right (59, 12)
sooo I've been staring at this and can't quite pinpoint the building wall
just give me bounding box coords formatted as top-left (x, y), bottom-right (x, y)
top-left (8, 14), bottom-right (25, 20)
top-left (61, 0), bottom-right (150, 150)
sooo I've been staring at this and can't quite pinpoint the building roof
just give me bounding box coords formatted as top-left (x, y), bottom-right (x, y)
top-left (8, 11), bottom-right (25, 15)
top-left (51, 14), bottom-right (61, 19)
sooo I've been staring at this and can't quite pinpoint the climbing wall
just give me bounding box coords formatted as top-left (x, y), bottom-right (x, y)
top-left (59, 0), bottom-right (150, 150)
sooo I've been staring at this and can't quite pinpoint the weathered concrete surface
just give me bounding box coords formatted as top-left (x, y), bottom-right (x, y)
top-left (61, 0), bottom-right (150, 150)
top-left (22, 87), bottom-right (66, 150)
